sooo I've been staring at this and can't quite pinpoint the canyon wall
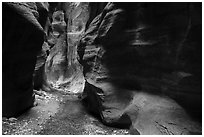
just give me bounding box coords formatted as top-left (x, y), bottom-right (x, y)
top-left (43, 2), bottom-right (89, 94)
top-left (78, 2), bottom-right (202, 134)
top-left (2, 2), bottom-right (49, 117)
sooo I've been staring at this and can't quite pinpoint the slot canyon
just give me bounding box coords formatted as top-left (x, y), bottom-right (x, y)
top-left (2, 2), bottom-right (202, 135)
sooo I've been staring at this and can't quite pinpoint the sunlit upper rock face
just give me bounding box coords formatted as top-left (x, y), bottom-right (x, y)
top-left (44, 2), bottom-right (89, 93)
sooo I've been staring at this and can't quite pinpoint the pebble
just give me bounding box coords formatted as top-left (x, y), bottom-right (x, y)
top-left (9, 117), bottom-right (17, 122)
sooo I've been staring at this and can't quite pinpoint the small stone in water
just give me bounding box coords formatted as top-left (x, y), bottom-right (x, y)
top-left (9, 117), bottom-right (17, 122)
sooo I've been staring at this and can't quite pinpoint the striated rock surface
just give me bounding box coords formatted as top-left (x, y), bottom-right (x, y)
top-left (44, 3), bottom-right (89, 94)
top-left (44, 10), bottom-right (68, 90)
top-left (33, 42), bottom-right (50, 90)
top-left (78, 2), bottom-right (202, 134)
top-left (2, 2), bottom-right (48, 117)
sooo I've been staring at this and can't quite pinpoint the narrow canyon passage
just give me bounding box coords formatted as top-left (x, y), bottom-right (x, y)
top-left (2, 2), bottom-right (202, 135)
top-left (2, 90), bottom-right (134, 135)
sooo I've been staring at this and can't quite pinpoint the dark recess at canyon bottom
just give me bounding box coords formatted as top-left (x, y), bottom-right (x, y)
top-left (2, 2), bottom-right (202, 135)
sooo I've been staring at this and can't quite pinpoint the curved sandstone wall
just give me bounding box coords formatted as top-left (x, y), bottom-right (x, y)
top-left (78, 2), bottom-right (202, 134)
